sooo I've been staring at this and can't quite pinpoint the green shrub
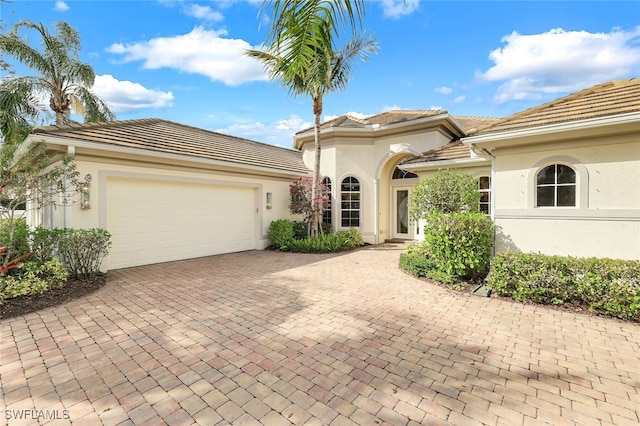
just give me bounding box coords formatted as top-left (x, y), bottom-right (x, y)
top-left (268, 219), bottom-right (295, 250)
top-left (1, 259), bottom-right (68, 302)
top-left (58, 228), bottom-right (112, 278)
top-left (409, 169), bottom-right (481, 218)
top-left (425, 212), bottom-right (494, 280)
top-left (287, 231), bottom-right (360, 253)
top-left (30, 227), bottom-right (64, 264)
top-left (399, 252), bottom-right (435, 277)
top-left (399, 252), bottom-right (456, 284)
top-left (0, 217), bottom-right (30, 259)
top-left (292, 221), bottom-right (308, 240)
top-left (487, 252), bottom-right (640, 320)
top-left (341, 228), bottom-right (363, 247)
top-left (405, 241), bottom-right (430, 257)
top-left (269, 220), bottom-right (360, 253)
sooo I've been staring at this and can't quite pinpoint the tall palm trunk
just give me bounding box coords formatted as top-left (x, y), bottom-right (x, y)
top-left (311, 95), bottom-right (322, 238)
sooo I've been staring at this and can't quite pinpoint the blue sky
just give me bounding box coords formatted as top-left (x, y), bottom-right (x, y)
top-left (2, 1), bottom-right (639, 147)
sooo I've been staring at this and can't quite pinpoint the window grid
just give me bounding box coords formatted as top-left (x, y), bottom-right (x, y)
top-left (340, 177), bottom-right (360, 228)
top-left (536, 164), bottom-right (576, 207)
top-left (322, 177), bottom-right (332, 225)
top-left (478, 176), bottom-right (491, 215)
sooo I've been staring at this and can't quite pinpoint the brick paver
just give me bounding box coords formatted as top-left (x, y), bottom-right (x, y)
top-left (1, 244), bottom-right (639, 425)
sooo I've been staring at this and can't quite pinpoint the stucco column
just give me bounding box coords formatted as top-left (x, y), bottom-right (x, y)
top-left (373, 178), bottom-right (379, 244)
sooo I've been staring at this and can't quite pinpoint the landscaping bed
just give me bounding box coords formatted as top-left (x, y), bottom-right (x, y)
top-left (1, 274), bottom-right (107, 320)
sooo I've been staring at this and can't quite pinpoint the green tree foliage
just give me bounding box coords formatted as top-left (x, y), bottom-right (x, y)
top-left (402, 169), bottom-right (494, 282)
top-left (247, 0), bottom-right (377, 238)
top-left (0, 20), bottom-right (115, 141)
top-left (0, 140), bottom-right (83, 268)
top-left (409, 169), bottom-right (481, 220)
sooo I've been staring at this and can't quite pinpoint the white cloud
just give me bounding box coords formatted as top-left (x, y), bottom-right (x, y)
top-left (435, 86), bottom-right (453, 95)
top-left (92, 74), bottom-right (174, 113)
top-left (106, 26), bottom-right (269, 86)
top-left (479, 27), bottom-right (640, 103)
top-left (381, 0), bottom-right (419, 19)
top-left (182, 4), bottom-right (224, 22)
top-left (453, 95), bottom-right (466, 104)
top-left (215, 114), bottom-right (311, 146)
top-left (54, 1), bottom-right (69, 12)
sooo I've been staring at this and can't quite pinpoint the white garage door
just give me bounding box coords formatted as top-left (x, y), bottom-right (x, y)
top-left (106, 177), bottom-right (257, 269)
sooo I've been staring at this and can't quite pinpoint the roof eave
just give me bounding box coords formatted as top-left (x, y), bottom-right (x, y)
top-left (400, 157), bottom-right (489, 171)
top-left (463, 111), bottom-right (640, 149)
top-left (25, 134), bottom-right (310, 178)
top-left (294, 113), bottom-right (464, 149)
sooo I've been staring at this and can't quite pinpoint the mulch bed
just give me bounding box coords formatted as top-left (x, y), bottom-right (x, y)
top-left (1, 274), bottom-right (107, 320)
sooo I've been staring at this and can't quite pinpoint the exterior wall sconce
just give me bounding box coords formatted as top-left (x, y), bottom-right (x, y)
top-left (266, 192), bottom-right (272, 209)
top-left (80, 180), bottom-right (91, 209)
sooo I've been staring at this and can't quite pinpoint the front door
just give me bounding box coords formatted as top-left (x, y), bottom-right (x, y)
top-left (393, 187), bottom-right (414, 240)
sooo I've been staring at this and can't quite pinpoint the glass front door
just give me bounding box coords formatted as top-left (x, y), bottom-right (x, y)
top-left (393, 188), bottom-right (414, 239)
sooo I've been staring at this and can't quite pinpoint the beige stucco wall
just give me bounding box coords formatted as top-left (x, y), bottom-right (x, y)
top-left (300, 129), bottom-right (455, 244)
top-left (495, 218), bottom-right (640, 260)
top-left (52, 155), bottom-right (298, 252)
top-left (492, 137), bottom-right (640, 260)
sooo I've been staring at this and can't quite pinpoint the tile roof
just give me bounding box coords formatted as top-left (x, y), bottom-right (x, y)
top-left (451, 116), bottom-right (502, 133)
top-left (471, 78), bottom-right (640, 135)
top-left (363, 109), bottom-right (447, 126)
top-left (32, 118), bottom-right (309, 174)
top-left (297, 109), bottom-right (448, 134)
top-left (402, 140), bottom-right (472, 164)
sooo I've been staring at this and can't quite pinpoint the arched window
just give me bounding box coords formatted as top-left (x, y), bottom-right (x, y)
top-left (536, 164), bottom-right (576, 207)
top-left (340, 177), bottom-right (360, 227)
top-left (322, 177), bottom-right (332, 225)
top-left (392, 167), bottom-right (418, 180)
top-left (478, 176), bottom-right (491, 215)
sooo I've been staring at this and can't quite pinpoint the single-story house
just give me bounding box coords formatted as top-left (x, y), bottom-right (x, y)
top-left (21, 78), bottom-right (639, 269)
top-left (294, 78), bottom-right (640, 261)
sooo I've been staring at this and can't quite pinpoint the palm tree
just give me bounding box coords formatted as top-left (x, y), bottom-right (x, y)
top-left (0, 20), bottom-right (114, 139)
top-left (0, 79), bottom-right (38, 144)
top-left (249, 0), bottom-right (377, 237)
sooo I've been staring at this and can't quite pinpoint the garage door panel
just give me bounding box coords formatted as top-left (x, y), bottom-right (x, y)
top-left (106, 177), bottom-right (257, 269)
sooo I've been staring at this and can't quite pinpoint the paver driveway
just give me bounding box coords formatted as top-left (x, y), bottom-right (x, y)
top-left (1, 244), bottom-right (639, 425)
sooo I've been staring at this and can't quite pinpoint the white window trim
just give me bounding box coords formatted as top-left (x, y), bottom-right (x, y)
top-left (478, 175), bottom-right (492, 216)
top-left (339, 175), bottom-right (362, 229)
top-left (528, 156), bottom-right (588, 209)
top-left (321, 176), bottom-right (333, 227)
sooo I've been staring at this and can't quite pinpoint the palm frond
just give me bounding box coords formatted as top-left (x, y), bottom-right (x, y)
top-left (0, 19), bottom-right (114, 126)
top-left (74, 86), bottom-right (116, 123)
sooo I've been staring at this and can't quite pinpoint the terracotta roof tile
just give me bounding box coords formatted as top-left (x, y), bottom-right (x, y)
top-left (451, 116), bottom-right (502, 133)
top-left (472, 78), bottom-right (640, 135)
top-left (297, 109), bottom-right (449, 134)
top-left (403, 140), bottom-right (471, 164)
top-left (363, 109), bottom-right (446, 126)
top-left (32, 118), bottom-right (309, 174)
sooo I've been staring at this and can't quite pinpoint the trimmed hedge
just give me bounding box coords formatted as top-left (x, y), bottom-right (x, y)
top-left (399, 252), bottom-right (456, 284)
top-left (426, 212), bottom-right (494, 280)
top-left (487, 252), bottom-right (640, 320)
top-left (267, 219), bottom-right (363, 253)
